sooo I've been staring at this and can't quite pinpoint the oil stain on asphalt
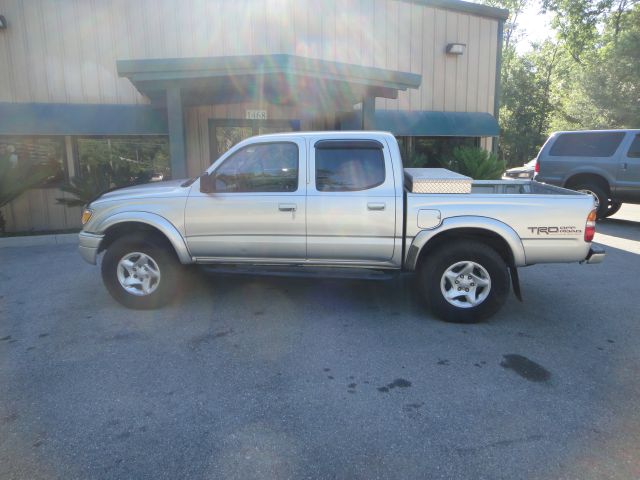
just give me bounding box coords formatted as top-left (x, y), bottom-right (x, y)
top-left (377, 378), bottom-right (412, 393)
top-left (500, 354), bottom-right (551, 382)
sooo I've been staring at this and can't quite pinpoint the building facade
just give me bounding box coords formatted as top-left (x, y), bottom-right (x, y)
top-left (0, 0), bottom-right (506, 233)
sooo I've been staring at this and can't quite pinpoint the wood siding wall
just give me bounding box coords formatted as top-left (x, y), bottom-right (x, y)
top-left (0, 0), bottom-right (499, 113)
top-left (0, 0), bottom-right (500, 232)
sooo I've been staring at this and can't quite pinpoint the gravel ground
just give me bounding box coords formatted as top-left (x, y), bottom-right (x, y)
top-left (0, 204), bottom-right (639, 480)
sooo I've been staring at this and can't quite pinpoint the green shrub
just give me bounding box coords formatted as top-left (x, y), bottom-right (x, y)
top-left (441, 147), bottom-right (506, 180)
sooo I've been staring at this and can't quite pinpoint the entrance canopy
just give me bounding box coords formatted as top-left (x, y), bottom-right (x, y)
top-left (340, 110), bottom-right (500, 137)
top-left (117, 54), bottom-right (422, 177)
top-left (117, 54), bottom-right (421, 108)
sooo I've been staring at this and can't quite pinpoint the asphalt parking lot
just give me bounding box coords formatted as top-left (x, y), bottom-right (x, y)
top-left (1, 205), bottom-right (639, 480)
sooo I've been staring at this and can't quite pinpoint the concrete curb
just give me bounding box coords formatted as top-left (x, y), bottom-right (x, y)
top-left (0, 233), bottom-right (78, 248)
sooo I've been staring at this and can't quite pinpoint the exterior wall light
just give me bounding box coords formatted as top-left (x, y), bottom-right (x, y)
top-left (446, 43), bottom-right (466, 55)
top-left (0, 15), bottom-right (7, 30)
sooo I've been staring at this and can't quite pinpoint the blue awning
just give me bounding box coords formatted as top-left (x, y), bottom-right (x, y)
top-left (0, 103), bottom-right (168, 136)
top-left (339, 110), bottom-right (500, 137)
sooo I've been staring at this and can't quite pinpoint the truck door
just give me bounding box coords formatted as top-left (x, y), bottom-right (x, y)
top-left (306, 139), bottom-right (396, 263)
top-left (616, 133), bottom-right (640, 202)
top-left (184, 138), bottom-right (306, 260)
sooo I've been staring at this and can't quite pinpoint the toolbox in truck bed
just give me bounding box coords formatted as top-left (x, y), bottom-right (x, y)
top-left (403, 168), bottom-right (473, 194)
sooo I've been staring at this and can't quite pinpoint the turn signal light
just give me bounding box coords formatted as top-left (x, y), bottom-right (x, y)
top-left (81, 208), bottom-right (93, 225)
top-left (584, 209), bottom-right (597, 242)
top-left (534, 160), bottom-right (539, 173)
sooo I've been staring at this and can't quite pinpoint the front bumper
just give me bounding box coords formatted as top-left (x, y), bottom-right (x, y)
top-left (78, 232), bottom-right (104, 265)
top-left (584, 245), bottom-right (606, 264)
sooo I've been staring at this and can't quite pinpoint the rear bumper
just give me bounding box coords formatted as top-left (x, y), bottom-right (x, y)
top-left (584, 245), bottom-right (606, 264)
top-left (78, 232), bottom-right (104, 265)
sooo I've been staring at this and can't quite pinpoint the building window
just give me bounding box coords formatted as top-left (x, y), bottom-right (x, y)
top-left (397, 136), bottom-right (479, 167)
top-left (75, 136), bottom-right (170, 182)
top-left (0, 136), bottom-right (66, 187)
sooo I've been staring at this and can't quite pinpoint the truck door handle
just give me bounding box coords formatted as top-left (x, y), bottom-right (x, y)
top-left (367, 202), bottom-right (386, 211)
top-left (622, 162), bottom-right (628, 170)
top-left (279, 203), bottom-right (297, 212)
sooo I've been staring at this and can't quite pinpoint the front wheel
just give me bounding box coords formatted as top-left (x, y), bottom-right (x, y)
top-left (418, 241), bottom-right (510, 323)
top-left (101, 234), bottom-right (181, 309)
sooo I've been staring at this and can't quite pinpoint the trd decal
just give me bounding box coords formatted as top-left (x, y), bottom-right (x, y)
top-left (527, 226), bottom-right (582, 235)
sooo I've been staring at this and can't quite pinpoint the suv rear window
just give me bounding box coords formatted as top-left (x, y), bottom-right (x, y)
top-left (627, 134), bottom-right (640, 158)
top-left (315, 141), bottom-right (385, 192)
top-left (549, 132), bottom-right (625, 157)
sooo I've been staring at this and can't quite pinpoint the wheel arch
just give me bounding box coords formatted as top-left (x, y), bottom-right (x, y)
top-left (96, 212), bottom-right (193, 264)
top-left (405, 217), bottom-right (526, 271)
top-left (564, 172), bottom-right (611, 194)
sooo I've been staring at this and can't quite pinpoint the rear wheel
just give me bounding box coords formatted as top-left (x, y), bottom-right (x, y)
top-left (417, 240), bottom-right (510, 323)
top-left (101, 234), bottom-right (181, 309)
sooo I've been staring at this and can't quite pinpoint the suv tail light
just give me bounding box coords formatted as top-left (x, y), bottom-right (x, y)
top-left (584, 209), bottom-right (597, 242)
top-left (534, 160), bottom-right (540, 173)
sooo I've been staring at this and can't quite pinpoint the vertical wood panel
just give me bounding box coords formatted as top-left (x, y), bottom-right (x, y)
top-left (466, 15), bottom-right (480, 112)
top-left (432, 9), bottom-right (446, 111)
top-left (360, 0), bottom-right (375, 67)
top-left (421, 6), bottom-right (435, 111)
top-left (2, 1), bottom-right (30, 101)
top-left (454, 14), bottom-right (469, 112)
top-left (0, 2), bottom-right (14, 102)
top-left (487, 20), bottom-right (498, 114)
top-left (321, 0), bottom-right (336, 61)
top-left (409, 2), bottom-right (423, 111)
top-left (443, 11), bottom-right (457, 111)
top-left (396, 1), bottom-right (412, 111)
top-left (477, 18), bottom-right (492, 113)
top-left (22, 1), bottom-right (50, 102)
top-left (292, 0), bottom-right (308, 56)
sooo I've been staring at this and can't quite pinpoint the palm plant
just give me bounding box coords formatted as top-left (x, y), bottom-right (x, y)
top-left (0, 152), bottom-right (57, 234)
top-left (57, 162), bottom-right (152, 207)
top-left (440, 147), bottom-right (506, 180)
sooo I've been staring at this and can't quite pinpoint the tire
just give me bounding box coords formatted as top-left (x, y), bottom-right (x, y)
top-left (602, 201), bottom-right (622, 218)
top-left (417, 240), bottom-right (510, 323)
top-left (573, 182), bottom-right (609, 219)
top-left (101, 234), bottom-right (182, 309)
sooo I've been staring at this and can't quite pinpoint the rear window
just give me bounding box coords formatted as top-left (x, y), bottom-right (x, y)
top-left (315, 141), bottom-right (385, 192)
top-left (549, 132), bottom-right (625, 157)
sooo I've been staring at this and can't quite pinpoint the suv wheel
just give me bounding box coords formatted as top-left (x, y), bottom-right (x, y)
top-left (101, 234), bottom-right (181, 309)
top-left (574, 183), bottom-right (609, 219)
top-left (418, 241), bottom-right (510, 323)
top-left (602, 201), bottom-right (622, 218)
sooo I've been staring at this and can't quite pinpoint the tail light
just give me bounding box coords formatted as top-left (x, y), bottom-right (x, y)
top-left (584, 209), bottom-right (597, 242)
top-left (534, 160), bottom-right (540, 173)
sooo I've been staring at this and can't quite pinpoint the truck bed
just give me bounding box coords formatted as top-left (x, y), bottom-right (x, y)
top-left (404, 179), bottom-right (595, 266)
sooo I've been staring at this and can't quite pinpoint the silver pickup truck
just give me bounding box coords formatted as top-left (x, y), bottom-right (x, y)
top-left (78, 131), bottom-right (604, 323)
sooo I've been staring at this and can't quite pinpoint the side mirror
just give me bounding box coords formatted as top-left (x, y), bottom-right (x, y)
top-left (199, 172), bottom-right (215, 193)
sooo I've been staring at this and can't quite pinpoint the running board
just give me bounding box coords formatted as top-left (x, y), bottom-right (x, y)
top-left (199, 264), bottom-right (400, 281)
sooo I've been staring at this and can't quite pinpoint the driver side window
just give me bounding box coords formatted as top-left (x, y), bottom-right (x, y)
top-left (214, 142), bottom-right (299, 193)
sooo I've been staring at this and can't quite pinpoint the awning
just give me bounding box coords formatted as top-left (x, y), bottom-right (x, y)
top-left (339, 110), bottom-right (500, 137)
top-left (117, 54), bottom-right (422, 107)
top-left (0, 103), bottom-right (168, 136)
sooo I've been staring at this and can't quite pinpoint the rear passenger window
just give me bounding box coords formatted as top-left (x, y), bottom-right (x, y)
top-left (315, 141), bottom-right (385, 192)
top-left (627, 135), bottom-right (640, 158)
top-left (549, 132), bottom-right (625, 157)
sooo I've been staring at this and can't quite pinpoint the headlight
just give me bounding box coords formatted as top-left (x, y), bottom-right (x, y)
top-left (518, 172), bottom-right (532, 178)
top-left (81, 208), bottom-right (93, 225)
